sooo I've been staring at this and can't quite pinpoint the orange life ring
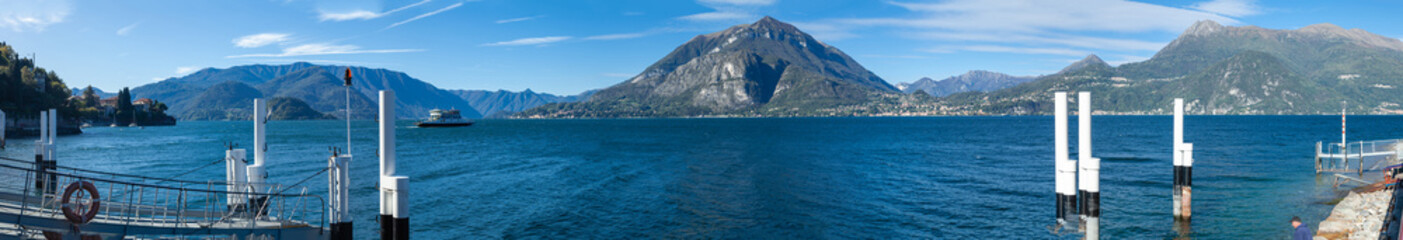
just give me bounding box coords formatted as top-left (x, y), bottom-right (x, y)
top-left (61, 180), bottom-right (101, 224)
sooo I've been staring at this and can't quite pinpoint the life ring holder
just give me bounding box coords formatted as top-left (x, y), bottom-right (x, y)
top-left (61, 180), bottom-right (101, 224)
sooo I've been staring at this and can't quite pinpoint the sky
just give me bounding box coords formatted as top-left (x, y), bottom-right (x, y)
top-left (1, 0), bottom-right (1401, 95)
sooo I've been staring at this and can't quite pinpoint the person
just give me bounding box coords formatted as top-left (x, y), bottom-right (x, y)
top-left (1291, 216), bottom-right (1312, 240)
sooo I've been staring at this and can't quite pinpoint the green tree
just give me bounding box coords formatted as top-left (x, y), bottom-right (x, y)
top-left (81, 86), bottom-right (98, 108)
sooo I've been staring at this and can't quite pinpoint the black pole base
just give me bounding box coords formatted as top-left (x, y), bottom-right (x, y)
top-left (394, 217), bottom-right (409, 240)
top-left (331, 221), bottom-right (353, 240)
top-left (381, 214), bottom-right (394, 240)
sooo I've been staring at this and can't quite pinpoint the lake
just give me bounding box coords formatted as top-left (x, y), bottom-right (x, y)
top-left (0, 116), bottom-right (1385, 239)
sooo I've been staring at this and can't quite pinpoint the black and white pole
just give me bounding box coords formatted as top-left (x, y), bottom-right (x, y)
top-left (1172, 99), bottom-right (1183, 221)
top-left (380, 90), bottom-right (410, 240)
top-left (1077, 92), bottom-right (1100, 239)
top-left (1179, 143), bottom-right (1193, 222)
top-left (34, 109), bottom-right (57, 195)
top-left (1054, 92), bottom-right (1077, 229)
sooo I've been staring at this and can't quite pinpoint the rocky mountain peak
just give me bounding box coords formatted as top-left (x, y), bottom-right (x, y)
top-left (1183, 20), bottom-right (1224, 37)
top-left (1057, 54), bottom-right (1109, 74)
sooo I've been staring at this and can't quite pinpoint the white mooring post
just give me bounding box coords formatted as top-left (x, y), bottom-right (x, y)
top-left (1172, 99), bottom-right (1184, 221)
top-left (225, 149), bottom-right (248, 211)
top-left (1077, 92), bottom-right (1100, 239)
top-left (329, 152), bottom-right (352, 239)
top-left (247, 99), bottom-right (269, 210)
top-left (1054, 92), bottom-right (1077, 229)
top-left (379, 90), bottom-right (410, 240)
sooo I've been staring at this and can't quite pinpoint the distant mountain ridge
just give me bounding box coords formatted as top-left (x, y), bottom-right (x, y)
top-left (897, 70), bottom-right (1035, 97)
top-left (451, 89), bottom-right (593, 117)
top-left (946, 20), bottom-right (1403, 115)
top-left (519, 16), bottom-right (905, 118)
top-left (132, 63), bottom-right (481, 120)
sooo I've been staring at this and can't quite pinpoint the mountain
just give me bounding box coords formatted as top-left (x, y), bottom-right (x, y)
top-left (70, 87), bottom-right (116, 98)
top-left (948, 20), bottom-right (1403, 115)
top-left (132, 63), bottom-right (481, 120)
top-left (1057, 55), bottom-right (1110, 75)
top-left (518, 16), bottom-right (902, 118)
top-left (451, 89), bottom-right (593, 117)
top-left (179, 81), bottom-right (264, 120)
top-left (267, 97), bottom-right (336, 120)
top-left (897, 70), bottom-right (1035, 97)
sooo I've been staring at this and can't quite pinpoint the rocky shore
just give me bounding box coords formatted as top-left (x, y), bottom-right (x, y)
top-left (1317, 182), bottom-right (1393, 240)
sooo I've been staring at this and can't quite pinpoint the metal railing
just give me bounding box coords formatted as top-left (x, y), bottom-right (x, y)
top-left (0, 156), bottom-right (325, 235)
top-left (1317, 139), bottom-right (1403, 174)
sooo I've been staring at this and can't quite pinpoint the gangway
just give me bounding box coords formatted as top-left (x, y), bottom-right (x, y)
top-left (1316, 139), bottom-right (1403, 175)
top-left (0, 155), bottom-right (327, 239)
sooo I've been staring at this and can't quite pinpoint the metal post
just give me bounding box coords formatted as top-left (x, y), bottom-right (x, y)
top-left (1077, 92), bottom-right (1099, 239)
top-left (226, 149), bottom-right (248, 212)
top-left (1180, 143), bottom-right (1194, 222)
top-left (247, 99), bottom-right (268, 211)
top-left (380, 90), bottom-right (409, 240)
top-left (1054, 92), bottom-right (1076, 229)
top-left (1173, 98), bottom-right (1183, 220)
top-left (330, 153), bottom-right (352, 240)
top-left (44, 110), bottom-right (56, 194)
top-left (34, 111), bottom-right (46, 195)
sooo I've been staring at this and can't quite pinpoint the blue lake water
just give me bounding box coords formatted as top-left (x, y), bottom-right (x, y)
top-left (0, 116), bottom-right (1391, 239)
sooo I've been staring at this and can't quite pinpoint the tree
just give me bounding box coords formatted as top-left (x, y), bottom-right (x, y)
top-left (116, 87), bottom-right (132, 124)
top-left (82, 86), bottom-right (98, 108)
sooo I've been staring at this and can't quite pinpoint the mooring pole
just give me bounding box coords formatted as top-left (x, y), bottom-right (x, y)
top-left (1172, 99), bottom-right (1184, 221)
top-left (225, 148), bottom-right (248, 212)
top-left (329, 152), bottom-right (352, 239)
top-left (1180, 143), bottom-right (1194, 222)
top-left (380, 90), bottom-right (410, 240)
top-left (1077, 92), bottom-right (1100, 239)
top-left (1054, 92), bottom-right (1077, 230)
top-left (247, 99), bottom-right (269, 211)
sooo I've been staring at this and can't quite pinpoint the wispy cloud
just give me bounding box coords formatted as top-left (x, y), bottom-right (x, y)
top-left (925, 45), bottom-right (1089, 57)
top-left (233, 33), bottom-right (292, 48)
top-left (227, 43), bottom-right (422, 58)
top-left (116, 23), bottom-right (139, 36)
top-left (481, 36), bottom-right (572, 46)
top-left (384, 2), bottom-right (463, 30)
top-left (0, 0), bottom-right (72, 32)
top-left (678, 0), bottom-right (774, 22)
top-left (584, 32), bottom-right (648, 40)
top-left (1190, 0), bottom-right (1261, 17)
top-left (175, 66), bottom-right (201, 75)
top-left (319, 0), bottom-right (432, 21)
top-left (912, 31), bottom-right (1166, 51)
top-left (495, 15), bottom-right (543, 24)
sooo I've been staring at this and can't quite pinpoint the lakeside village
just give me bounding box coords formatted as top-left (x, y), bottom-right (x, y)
top-left (2, 43), bottom-right (174, 138)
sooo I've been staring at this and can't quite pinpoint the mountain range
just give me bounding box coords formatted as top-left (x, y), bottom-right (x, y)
top-left (452, 89), bottom-right (593, 118)
top-left (897, 70), bottom-right (1035, 97)
top-left (947, 20), bottom-right (1403, 115)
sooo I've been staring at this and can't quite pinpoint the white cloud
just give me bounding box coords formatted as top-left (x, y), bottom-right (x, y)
top-left (846, 0), bottom-right (1237, 33)
top-left (233, 33), bottom-right (292, 48)
top-left (0, 0), bottom-right (71, 32)
top-left (1190, 0), bottom-right (1260, 18)
top-left (227, 43), bottom-right (422, 58)
top-left (698, 0), bottom-right (775, 6)
top-left (116, 23), bottom-right (139, 36)
top-left (481, 36), bottom-right (572, 46)
top-left (495, 15), bottom-right (543, 24)
top-left (926, 45), bottom-right (1090, 57)
top-left (319, 0), bottom-right (432, 21)
top-left (385, 2), bottom-right (463, 30)
top-left (913, 31), bottom-right (1166, 51)
top-left (175, 66), bottom-right (201, 75)
top-left (584, 32), bottom-right (648, 40)
top-left (678, 0), bottom-right (774, 22)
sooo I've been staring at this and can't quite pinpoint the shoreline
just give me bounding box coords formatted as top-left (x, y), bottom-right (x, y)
top-left (1317, 181), bottom-right (1393, 239)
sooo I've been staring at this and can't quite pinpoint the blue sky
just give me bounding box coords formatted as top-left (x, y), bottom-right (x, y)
top-left (1, 0), bottom-right (1400, 95)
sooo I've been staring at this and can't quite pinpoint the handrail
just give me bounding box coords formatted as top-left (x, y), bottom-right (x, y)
top-left (0, 156), bottom-right (238, 186)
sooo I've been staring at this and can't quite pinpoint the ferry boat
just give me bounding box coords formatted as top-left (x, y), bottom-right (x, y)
top-left (415, 108), bottom-right (474, 127)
